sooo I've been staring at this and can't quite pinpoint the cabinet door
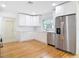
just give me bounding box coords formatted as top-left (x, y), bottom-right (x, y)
top-left (18, 14), bottom-right (26, 26)
top-left (26, 15), bottom-right (31, 26)
top-left (47, 33), bottom-right (52, 45)
top-left (31, 16), bottom-right (40, 26)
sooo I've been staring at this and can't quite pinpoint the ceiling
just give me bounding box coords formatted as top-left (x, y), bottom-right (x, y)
top-left (0, 1), bottom-right (65, 15)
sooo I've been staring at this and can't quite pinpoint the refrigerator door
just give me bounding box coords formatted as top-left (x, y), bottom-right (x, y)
top-left (59, 16), bottom-right (66, 50)
top-left (55, 16), bottom-right (67, 50)
top-left (66, 14), bottom-right (76, 54)
top-left (55, 17), bottom-right (61, 48)
top-left (55, 16), bottom-right (64, 49)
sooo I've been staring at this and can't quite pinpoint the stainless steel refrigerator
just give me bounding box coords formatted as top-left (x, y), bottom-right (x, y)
top-left (55, 14), bottom-right (76, 54)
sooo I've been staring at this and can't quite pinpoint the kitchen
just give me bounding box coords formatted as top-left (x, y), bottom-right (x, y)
top-left (0, 1), bottom-right (79, 58)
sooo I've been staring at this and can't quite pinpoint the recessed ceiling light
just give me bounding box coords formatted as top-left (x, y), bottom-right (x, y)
top-left (52, 3), bottom-right (57, 6)
top-left (1, 4), bottom-right (6, 8)
top-left (28, 1), bottom-right (33, 4)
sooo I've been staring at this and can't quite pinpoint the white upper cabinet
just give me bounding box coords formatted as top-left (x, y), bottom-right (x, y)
top-left (18, 14), bottom-right (40, 26)
top-left (26, 15), bottom-right (31, 26)
top-left (55, 2), bottom-right (76, 17)
top-left (31, 16), bottom-right (40, 26)
top-left (18, 14), bottom-right (26, 26)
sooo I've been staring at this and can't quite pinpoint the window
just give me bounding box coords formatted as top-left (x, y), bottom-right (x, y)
top-left (42, 19), bottom-right (55, 32)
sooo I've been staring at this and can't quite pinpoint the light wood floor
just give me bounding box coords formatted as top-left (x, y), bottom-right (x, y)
top-left (1, 40), bottom-right (77, 58)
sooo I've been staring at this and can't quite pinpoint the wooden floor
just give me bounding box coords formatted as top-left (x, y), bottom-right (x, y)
top-left (1, 40), bottom-right (77, 58)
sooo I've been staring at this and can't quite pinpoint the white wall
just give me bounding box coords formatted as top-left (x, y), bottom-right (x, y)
top-left (0, 17), bottom-right (3, 36)
top-left (41, 12), bottom-right (53, 20)
top-left (76, 2), bottom-right (79, 54)
top-left (52, 9), bottom-right (56, 45)
top-left (16, 31), bottom-right (47, 43)
top-left (0, 12), bottom-right (16, 18)
top-left (55, 2), bottom-right (76, 17)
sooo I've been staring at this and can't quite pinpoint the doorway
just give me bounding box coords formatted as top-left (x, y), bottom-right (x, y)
top-left (2, 17), bottom-right (16, 43)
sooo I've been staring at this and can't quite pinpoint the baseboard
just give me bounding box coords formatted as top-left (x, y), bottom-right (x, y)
top-left (3, 41), bottom-right (19, 45)
top-left (19, 39), bottom-right (35, 42)
top-left (33, 39), bottom-right (47, 45)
